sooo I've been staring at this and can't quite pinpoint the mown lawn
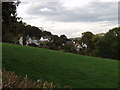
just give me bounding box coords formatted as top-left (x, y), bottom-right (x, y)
top-left (2, 43), bottom-right (118, 88)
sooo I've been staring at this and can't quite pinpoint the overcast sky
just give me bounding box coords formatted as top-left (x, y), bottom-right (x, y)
top-left (17, 0), bottom-right (118, 38)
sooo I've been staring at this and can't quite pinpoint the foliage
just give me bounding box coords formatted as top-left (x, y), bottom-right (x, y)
top-left (2, 1), bottom-right (20, 43)
top-left (76, 28), bottom-right (119, 60)
top-left (95, 27), bottom-right (120, 60)
top-left (2, 69), bottom-right (56, 88)
top-left (79, 31), bottom-right (95, 55)
top-left (61, 44), bottom-right (77, 53)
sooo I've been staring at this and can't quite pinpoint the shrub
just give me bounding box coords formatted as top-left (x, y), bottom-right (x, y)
top-left (2, 69), bottom-right (56, 88)
top-left (2, 69), bottom-right (71, 89)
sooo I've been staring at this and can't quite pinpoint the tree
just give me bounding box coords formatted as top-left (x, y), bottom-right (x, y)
top-left (41, 31), bottom-right (52, 36)
top-left (96, 27), bottom-right (120, 60)
top-left (60, 35), bottom-right (67, 40)
top-left (51, 35), bottom-right (61, 47)
top-left (79, 31), bottom-right (94, 55)
top-left (2, 1), bottom-right (20, 42)
top-left (89, 34), bottom-right (101, 56)
top-left (62, 44), bottom-right (77, 53)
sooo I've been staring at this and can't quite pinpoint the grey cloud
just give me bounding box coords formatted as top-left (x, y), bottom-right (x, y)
top-left (26, 2), bottom-right (63, 15)
top-left (26, 1), bottom-right (118, 22)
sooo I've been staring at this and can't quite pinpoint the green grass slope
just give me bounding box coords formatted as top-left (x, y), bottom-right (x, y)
top-left (2, 43), bottom-right (118, 88)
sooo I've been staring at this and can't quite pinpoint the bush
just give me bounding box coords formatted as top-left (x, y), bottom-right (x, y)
top-left (2, 69), bottom-right (56, 88)
top-left (2, 69), bottom-right (71, 89)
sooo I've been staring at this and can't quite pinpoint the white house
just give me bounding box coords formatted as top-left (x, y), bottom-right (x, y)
top-left (74, 43), bottom-right (82, 52)
top-left (39, 37), bottom-right (49, 42)
top-left (82, 42), bottom-right (87, 48)
top-left (19, 37), bottom-right (23, 45)
top-left (26, 37), bottom-right (40, 46)
top-left (25, 35), bottom-right (40, 46)
top-left (19, 35), bottom-right (52, 47)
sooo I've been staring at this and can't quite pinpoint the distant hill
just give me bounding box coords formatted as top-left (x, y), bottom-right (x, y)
top-left (2, 43), bottom-right (118, 88)
top-left (69, 37), bottom-right (81, 41)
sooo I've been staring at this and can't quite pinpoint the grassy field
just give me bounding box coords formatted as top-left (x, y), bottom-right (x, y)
top-left (2, 43), bottom-right (118, 88)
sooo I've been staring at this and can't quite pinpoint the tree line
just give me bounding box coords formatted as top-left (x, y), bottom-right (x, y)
top-left (2, 1), bottom-right (120, 60)
top-left (78, 29), bottom-right (120, 60)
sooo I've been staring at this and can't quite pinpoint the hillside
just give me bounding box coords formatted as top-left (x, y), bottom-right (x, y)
top-left (2, 43), bottom-right (118, 88)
